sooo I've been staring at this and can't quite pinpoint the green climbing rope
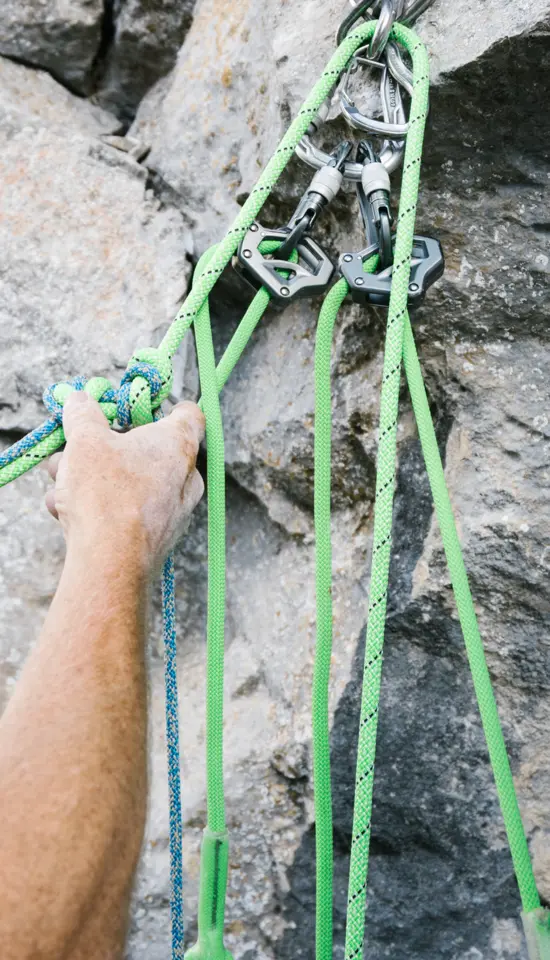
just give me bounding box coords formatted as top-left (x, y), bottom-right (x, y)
top-left (314, 262), bottom-right (377, 960)
top-left (314, 279), bottom-right (349, 960)
top-left (402, 314), bottom-right (541, 912)
top-left (343, 24), bottom-right (433, 960)
top-left (193, 248), bottom-right (228, 838)
top-left (310, 24), bottom-right (542, 952)
top-left (314, 295), bottom-right (543, 960)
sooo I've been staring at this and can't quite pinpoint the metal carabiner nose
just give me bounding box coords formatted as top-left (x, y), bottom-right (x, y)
top-left (385, 40), bottom-right (413, 95)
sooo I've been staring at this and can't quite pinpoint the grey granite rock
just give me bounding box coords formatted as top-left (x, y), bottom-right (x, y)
top-left (0, 62), bottom-right (193, 434)
top-left (0, 56), bottom-right (118, 137)
top-left (95, 0), bottom-right (196, 123)
top-left (0, 0), bottom-right (104, 94)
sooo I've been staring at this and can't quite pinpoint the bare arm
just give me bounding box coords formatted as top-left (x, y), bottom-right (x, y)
top-left (0, 391), bottom-right (205, 960)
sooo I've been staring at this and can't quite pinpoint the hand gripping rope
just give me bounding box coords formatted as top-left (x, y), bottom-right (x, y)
top-left (1, 18), bottom-right (548, 960)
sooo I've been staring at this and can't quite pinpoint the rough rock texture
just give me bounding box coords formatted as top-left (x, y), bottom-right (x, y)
top-left (96, 0), bottom-right (197, 123)
top-left (0, 0), bottom-right (104, 94)
top-left (2, 0), bottom-right (550, 959)
top-left (0, 57), bottom-right (193, 434)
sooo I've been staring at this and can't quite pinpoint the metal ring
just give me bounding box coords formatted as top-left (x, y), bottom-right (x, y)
top-left (336, 0), bottom-right (375, 47)
top-left (369, 0), bottom-right (396, 59)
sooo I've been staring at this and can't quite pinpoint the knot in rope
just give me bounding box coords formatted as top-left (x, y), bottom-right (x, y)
top-left (43, 376), bottom-right (117, 423)
top-left (116, 348), bottom-right (174, 428)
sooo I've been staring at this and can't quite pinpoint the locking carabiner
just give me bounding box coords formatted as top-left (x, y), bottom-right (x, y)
top-left (235, 145), bottom-right (351, 302)
top-left (278, 141), bottom-right (353, 260)
top-left (355, 141), bottom-right (394, 268)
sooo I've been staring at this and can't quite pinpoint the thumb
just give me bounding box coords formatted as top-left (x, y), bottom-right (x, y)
top-left (166, 401), bottom-right (206, 446)
top-left (62, 390), bottom-right (109, 440)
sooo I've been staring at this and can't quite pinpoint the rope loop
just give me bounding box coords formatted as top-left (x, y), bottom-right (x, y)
top-left (117, 348), bottom-right (174, 428)
top-left (43, 377), bottom-right (87, 421)
top-left (43, 376), bottom-right (117, 424)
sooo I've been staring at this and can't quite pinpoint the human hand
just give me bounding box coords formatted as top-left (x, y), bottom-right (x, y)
top-left (45, 392), bottom-right (205, 576)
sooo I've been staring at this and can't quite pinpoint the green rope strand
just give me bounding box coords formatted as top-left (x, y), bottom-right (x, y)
top-left (193, 249), bottom-right (228, 835)
top-left (314, 260), bottom-right (378, 960)
top-left (198, 242), bottom-right (298, 410)
top-left (314, 278), bottom-right (349, 960)
top-left (315, 299), bottom-right (539, 955)
top-left (402, 315), bottom-right (540, 913)
top-left (344, 24), bottom-right (431, 960)
top-left (0, 428), bottom-right (65, 487)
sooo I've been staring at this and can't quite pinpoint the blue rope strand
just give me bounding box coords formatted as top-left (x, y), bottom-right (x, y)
top-left (0, 377), bottom-right (87, 469)
top-left (0, 365), bottom-right (165, 469)
top-left (161, 553), bottom-right (185, 958)
top-left (0, 416), bottom-right (61, 468)
top-left (153, 410), bottom-right (184, 957)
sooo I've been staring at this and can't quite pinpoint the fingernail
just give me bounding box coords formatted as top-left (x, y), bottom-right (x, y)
top-left (67, 390), bottom-right (89, 406)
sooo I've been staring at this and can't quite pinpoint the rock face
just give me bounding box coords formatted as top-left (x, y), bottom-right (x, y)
top-left (0, 56), bottom-right (193, 434)
top-left (96, 0), bottom-right (197, 122)
top-left (0, 0), bottom-right (104, 94)
top-left (1, 1), bottom-right (550, 959)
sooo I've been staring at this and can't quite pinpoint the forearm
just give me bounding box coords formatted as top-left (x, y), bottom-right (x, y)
top-left (0, 538), bottom-right (149, 960)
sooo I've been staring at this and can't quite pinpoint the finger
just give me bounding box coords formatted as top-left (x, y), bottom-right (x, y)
top-left (168, 401), bottom-right (206, 446)
top-left (44, 452), bottom-right (63, 481)
top-left (44, 488), bottom-right (59, 520)
top-left (163, 402), bottom-right (205, 473)
top-left (182, 468), bottom-right (204, 513)
top-left (63, 390), bottom-right (109, 441)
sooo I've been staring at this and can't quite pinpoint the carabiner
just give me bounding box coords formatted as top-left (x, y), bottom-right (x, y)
top-left (278, 141), bottom-right (353, 260)
top-left (382, 0), bottom-right (435, 90)
top-left (336, 0), bottom-right (434, 46)
top-left (355, 142), bottom-right (394, 269)
top-left (385, 40), bottom-right (413, 95)
top-left (340, 53), bottom-right (409, 139)
top-left (295, 134), bottom-right (404, 179)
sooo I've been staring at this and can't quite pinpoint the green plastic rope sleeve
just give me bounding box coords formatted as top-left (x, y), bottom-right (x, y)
top-left (523, 909), bottom-right (550, 960)
top-left (185, 829), bottom-right (233, 960)
top-left (402, 315), bottom-right (540, 913)
top-left (344, 24), bottom-right (431, 960)
top-left (193, 249), bottom-right (228, 836)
